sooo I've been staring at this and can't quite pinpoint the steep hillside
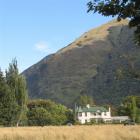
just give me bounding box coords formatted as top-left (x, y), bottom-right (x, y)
top-left (23, 20), bottom-right (140, 107)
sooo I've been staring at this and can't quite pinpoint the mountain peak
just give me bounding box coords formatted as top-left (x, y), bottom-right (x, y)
top-left (57, 19), bottom-right (129, 54)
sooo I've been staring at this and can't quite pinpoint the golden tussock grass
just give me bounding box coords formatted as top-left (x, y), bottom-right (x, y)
top-left (0, 125), bottom-right (139, 140)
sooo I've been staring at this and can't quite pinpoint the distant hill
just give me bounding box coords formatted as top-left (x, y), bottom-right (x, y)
top-left (23, 20), bottom-right (140, 107)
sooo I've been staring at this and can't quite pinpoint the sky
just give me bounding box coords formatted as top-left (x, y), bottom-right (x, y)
top-left (0, 0), bottom-right (113, 72)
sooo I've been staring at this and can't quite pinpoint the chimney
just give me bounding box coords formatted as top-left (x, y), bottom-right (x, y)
top-left (86, 104), bottom-right (90, 108)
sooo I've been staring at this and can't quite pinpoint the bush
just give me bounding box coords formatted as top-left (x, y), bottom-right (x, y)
top-left (27, 99), bottom-right (73, 126)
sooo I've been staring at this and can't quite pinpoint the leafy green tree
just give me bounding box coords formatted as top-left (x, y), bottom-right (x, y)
top-left (27, 107), bottom-right (52, 126)
top-left (65, 109), bottom-right (75, 124)
top-left (50, 104), bottom-right (68, 125)
top-left (0, 69), bottom-right (18, 126)
top-left (0, 69), bottom-right (6, 95)
top-left (0, 88), bottom-right (19, 126)
top-left (87, 0), bottom-right (140, 45)
top-left (16, 75), bottom-right (28, 126)
top-left (135, 96), bottom-right (140, 122)
top-left (5, 59), bottom-right (28, 126)
top-left (118, 96), bottom-right (140, 122)
top-left (27, 99), bottom-right (72, 126)
top-left (130, 96), bottom-right (137, 122)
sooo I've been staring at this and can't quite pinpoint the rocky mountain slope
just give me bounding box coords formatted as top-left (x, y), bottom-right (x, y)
top-left (23, 20), bottom-right (140, 107)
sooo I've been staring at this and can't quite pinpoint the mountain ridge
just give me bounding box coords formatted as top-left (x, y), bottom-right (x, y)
top-left (23, 19), bottom-right (140, 107)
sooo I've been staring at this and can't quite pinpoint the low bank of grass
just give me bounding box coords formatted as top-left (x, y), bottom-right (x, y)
top-left (0, 125), bottom-right (139, 140)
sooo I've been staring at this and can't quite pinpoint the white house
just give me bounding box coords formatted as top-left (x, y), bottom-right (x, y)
top-left (76, 104), bottom-right (129, 124)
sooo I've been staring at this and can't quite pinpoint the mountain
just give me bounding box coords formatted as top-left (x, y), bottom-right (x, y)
top-left (23, 20), bottom-right (140, 107)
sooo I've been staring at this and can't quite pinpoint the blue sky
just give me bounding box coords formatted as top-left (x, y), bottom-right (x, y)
top-left (0, 0), bottom-right (113, 72)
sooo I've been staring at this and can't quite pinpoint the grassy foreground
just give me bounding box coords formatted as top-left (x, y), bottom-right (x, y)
top-left (0, 125), bottom-right (139, 140)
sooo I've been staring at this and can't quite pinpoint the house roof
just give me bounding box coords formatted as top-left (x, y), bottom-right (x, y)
top-left (76, 106), bottom-right (108, 113)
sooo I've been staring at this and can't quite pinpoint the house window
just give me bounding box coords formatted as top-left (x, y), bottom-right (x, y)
top-left (78, 113), bottom-right (82, 117)
top-left (104, 112), bottom-right (107, 116)
top-left (98, 112), bottom-right (101, 116)
top-left (85, 112), bottom-right (87, 116)
top-left (91, 112), bottom-right (96, 116)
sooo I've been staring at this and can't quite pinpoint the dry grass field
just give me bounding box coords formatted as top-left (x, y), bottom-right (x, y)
top-left (0, 125), bottom-right (139, 140)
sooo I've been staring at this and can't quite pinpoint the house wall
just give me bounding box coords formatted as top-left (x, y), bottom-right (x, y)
top-left (77, 110), bottom-right (111, 124)
top-left (78, 112), bottom-right (91, 124)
